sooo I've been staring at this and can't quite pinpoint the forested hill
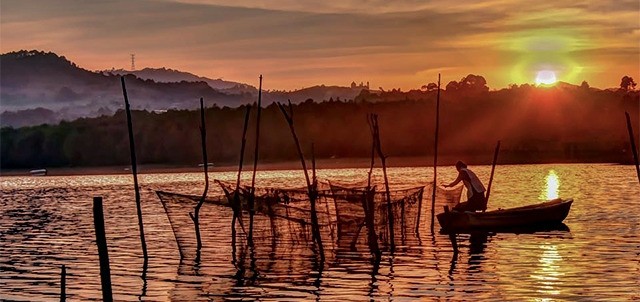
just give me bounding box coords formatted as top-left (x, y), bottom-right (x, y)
top-left (0, 50), bottom-right (368, 127)
top-left (106, 67), bottom-right (256, 93)
top-left (0, 50), bottom-right (252, 126)
top-left (2, 85), bottom-right (638, 169)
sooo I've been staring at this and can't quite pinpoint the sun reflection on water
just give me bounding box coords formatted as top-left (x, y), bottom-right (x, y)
top-left (541, 170), bottom-right (559, 200)
top-left (531, 244), bottom-right (564, 299)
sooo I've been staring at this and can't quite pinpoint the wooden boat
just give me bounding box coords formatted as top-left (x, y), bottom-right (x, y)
top-left (437, 198), bottom-right (573, 232)
top-left (29, 169), bottom-right (47, 176)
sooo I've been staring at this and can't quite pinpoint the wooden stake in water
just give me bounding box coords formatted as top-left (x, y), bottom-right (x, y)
top-left (430, 74), bottom-right (441, 233)
top-left (367, 115), bottom-right (376, 190)
top-left (120, 76), bottom-right (148, 260)
top-left (232, 106), bottom-right (252, 238)
top-left (485, 140), bottom-right (501, 209)
top-left (365, 115), bottom-right (380, 257)
top-left (60, 264), bottom-right (66, 302)
top-left (625, 112), bottom-right (640, 184)
top-left (189, 98), bottom-right (209, 253)
top-left (370, 114), bottom-right (394, 251)
top-left (248, 75), bottom-right (263, 245)
top-left (93, 197), bottom-right (113, 302)
top-left (277, 100), bottom-right (324, 261)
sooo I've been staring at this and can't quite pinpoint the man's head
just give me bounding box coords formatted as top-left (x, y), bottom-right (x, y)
top-left (455, 160), bottom-right (467, 171)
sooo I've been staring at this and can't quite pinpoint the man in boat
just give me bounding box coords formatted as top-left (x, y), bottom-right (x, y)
top-left (443, 161), bottom-right (487, 212)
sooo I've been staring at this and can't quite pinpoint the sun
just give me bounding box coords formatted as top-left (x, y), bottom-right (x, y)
top-left (535, 70), bottom-right (557, 85)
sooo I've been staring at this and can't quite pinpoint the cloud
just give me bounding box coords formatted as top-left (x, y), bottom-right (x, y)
top-left (1, 0), bottom-right (638, 90)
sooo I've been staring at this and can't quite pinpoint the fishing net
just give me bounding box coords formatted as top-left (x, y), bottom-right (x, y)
top-left (327, 181), bottom-right (463, 250)
top-left (156, 178), bottom-right (462, 260)
top-left (156, 180), bottom-right (335, 262)
top-left (155, 190), bottom-right (226, 261)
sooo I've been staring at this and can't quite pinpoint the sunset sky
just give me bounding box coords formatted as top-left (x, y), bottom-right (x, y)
top-left (1, 0), bottom-right (638, 90)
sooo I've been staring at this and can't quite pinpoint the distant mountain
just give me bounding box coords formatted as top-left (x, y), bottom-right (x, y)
top-left (0, 108), bottom-right (59, 128)
top-left (105, 67), bottom-right (256, 94)
top-left (0, 50), bottom-right (371, 128)
top-left (262, 84), bottom-right (368, 104)
top-left (0, 50), bottom-right (254, 127)
top-left (105, 69), bottom-right (369, 102)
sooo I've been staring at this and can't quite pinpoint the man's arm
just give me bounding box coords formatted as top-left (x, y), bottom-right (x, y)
top-left (444, 172), bottom-right (463, 187)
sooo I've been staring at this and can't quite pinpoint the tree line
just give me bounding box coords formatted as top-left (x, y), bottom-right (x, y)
top-left (1, 84), bottom-right (638, 169)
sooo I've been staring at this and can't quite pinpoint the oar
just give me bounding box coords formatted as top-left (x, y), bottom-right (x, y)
top-left (484, 140), bottom-right (501, 212)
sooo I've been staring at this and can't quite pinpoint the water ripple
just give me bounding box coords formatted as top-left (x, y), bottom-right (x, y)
top-left (1, 164), bottom-right (639, 301)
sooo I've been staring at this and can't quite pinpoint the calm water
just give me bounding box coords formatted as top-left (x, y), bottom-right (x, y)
top-left (1, 164), bottom-right (639, 301)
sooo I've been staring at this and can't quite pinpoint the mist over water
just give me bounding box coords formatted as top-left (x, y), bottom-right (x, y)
top-left (1, 164), bottom-right (639, 301)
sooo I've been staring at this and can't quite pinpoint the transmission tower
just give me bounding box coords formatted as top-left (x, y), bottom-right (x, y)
top-left (130, 54), bottom-right (135, 71)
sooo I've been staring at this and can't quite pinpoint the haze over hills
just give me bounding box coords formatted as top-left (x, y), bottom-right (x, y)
top-left (105, 67), bottom-right (257, 94)
top-left (104, 68), bottom-right (369, 104)
top-left (0, 50), bottom-right (251, 127)
top-left (0, 50), bottom-right (370, 127)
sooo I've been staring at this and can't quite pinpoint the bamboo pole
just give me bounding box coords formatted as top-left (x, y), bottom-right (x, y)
top-left (93, 197), bottom-right (113, 302)
top-left (189, 98), bottom-right (209, 253)
top-left (315, 142), bottom-right (337, 247)
top-left (370, 114), bottom-right (394, 251)
top-left (248, 75), bottom-right (263, 245)
top-left (311, 142), bottom-right (317, 184)
top-left (485, 140), bottom-right (501, 208)
top-left (120, 77), bottom-right (148, 260)
top-left (278, 101), bottom-right (311, 185)
top-left (232, 106), bottom-right (252, 239)
top-left (365, 115), bottom-right (380, 257)
top-left (430, 74), bottom-right (441, 234)
top-left (60, 264), bottom-right (66, 302)
top-left (277, 100), bottom-right (324, 260)
top-left (367, 116), bottom-right (376, 189)
top-left (625, 112), bottom-right (640, 184)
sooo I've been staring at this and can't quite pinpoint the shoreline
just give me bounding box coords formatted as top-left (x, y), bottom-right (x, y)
top-left (0, 156), bottom-right (622, 177)
top-left (1, 157), bottom-right (402, 177)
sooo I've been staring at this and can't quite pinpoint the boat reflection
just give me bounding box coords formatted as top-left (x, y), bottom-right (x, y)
top-left (441, 222), bottom-right (570, 236)
top-left (467, 232), bottom-right (489, 273)
top-left (448, 232), bottom-right (492, 277)
top-left (447, 223), bottom-right (570, 279)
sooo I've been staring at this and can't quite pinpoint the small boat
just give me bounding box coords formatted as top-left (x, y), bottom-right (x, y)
top-left (29, 169), bottom-right (48, 176)
top-left (437, 198), bottom-right (573, 232)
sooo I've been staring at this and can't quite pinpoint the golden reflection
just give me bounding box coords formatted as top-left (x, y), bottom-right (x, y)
top-left (541, 170), bottom-right (559, 200)
top-left (530, 244), bottom-right (564, 298)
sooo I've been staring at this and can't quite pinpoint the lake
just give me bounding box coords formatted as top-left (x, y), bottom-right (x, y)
top-left (1, 164), bottom-right (639, 301)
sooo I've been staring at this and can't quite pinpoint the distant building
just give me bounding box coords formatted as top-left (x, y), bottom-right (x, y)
top-left (350, 81), bottom-right (370, 89)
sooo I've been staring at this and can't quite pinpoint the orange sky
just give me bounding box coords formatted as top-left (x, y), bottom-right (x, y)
top-left (1, 0), bottom-right (638, 90)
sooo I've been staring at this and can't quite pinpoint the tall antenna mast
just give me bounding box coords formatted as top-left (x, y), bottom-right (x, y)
top-left (130, 54), bottom-right (135, 71)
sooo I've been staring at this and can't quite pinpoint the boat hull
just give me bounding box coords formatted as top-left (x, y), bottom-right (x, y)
top-left (29, 169), bottom-right (47, 176)
top-left (437, 198), bottom-right (573, 233)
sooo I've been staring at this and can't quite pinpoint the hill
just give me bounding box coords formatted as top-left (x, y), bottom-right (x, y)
top-left (0, 50), bottom-right (253, 126)
top-left (1, 50), bottom-right (371, 127)
top-left (105, 67), bottom-right (256, 94)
